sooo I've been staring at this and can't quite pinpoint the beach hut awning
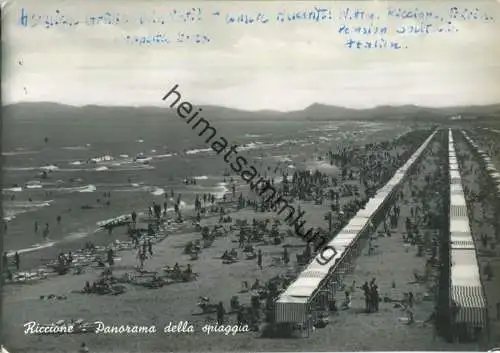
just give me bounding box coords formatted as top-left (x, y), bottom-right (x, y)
top-left (450, 170), bottom-right (461, 179)
top-left (302, 253), bottom-right (340, 275)
top-left (491, 172), bottom-right (500, 180)
top-left (451, 240), bottom-right (475, 250)
top-left (450, 218), bottom-right (471, 233)
top-left (450, 194), bottom-right (466, 206)
top-left (450, 184), bottom-right (463, 194)
top-left (451, 265), bottom-right (482, 286)
top-left (451, 285), bottom-right (487, 327)
top-left (276, 295), bottom-right (309, 304)
top-left (348, 216), bottom-right (370, 229)
top-left (450, 205), bottom-right (467, 218)
top-left (358, 198), bottom-right (384, 216)
top-left (451, 249), bottom-right (479, 267)
top-left (283, 276), bottom-right (323, 298)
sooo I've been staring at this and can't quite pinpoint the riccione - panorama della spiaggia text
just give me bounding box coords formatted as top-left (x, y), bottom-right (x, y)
top-left (161, 84), bottom-right (337, 265)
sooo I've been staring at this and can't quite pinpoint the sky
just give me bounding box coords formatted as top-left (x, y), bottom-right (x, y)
top-left (2, 0), bottom-right (500, 111)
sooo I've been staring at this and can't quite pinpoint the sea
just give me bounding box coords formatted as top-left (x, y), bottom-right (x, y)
top-left (1, 112), bottom-right (413, 257)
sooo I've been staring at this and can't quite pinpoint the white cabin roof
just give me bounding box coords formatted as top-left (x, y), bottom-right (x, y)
top-left (450, 218), bottom-right (471, 233)
top-left (450, 194), bottom-right (466, 206)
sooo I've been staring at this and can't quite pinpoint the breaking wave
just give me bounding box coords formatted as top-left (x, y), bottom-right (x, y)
top-left (186, 148), bottom-right (212, 155)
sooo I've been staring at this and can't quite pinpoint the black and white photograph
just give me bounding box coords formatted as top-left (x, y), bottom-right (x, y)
top-left (1, 1), bottom-right (500, 352)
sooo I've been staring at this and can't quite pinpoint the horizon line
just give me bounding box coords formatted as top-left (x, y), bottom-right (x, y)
top-left (3, 100), bottom-right (500, 113)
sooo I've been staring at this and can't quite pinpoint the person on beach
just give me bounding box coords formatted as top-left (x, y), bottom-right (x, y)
top-left (56, 215), bottom-right (61, 224)
top-left (107, 249), bottom-right (114, 266)
top-left (43, 223), bottom-right (50, 240)
top-left (78, 342), bottom-right (89, 353)
top-left (484, 262), bottom-right (493, 280)
top-left (408, 292), bottom-right (414, 308)
top-left (148, 240), bottom-right (153, 256)
top-left (370, 280), bottom-right (379, 312)
top-left (362, 281), bottom-right (371, 312)
top-left (6, 269), bottom-right (13, 281)
top-left (14, 252), bottom-right (20, 271)
top-left (481, 234), bottom-right (488, 248)
top-left (137, 248), bottom-right (144, 270)
top-left (305, 243), bottom-right (312, 260)
top-left (283, 247), bottom-right (289, 264)
top-left (237, 307), bottom-right (244, 326)
top-left (257, 249), bottom-right (263, 269)
top-left (34, 220), bottom-right (38, 234)
top-left (342, 291), bottom-right (351, 310)
top-left (216, 301), bottom-right (225, 324)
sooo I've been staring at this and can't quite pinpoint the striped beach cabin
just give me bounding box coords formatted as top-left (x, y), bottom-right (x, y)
top-left (274, 131), bottom-right (437, 335)
top-left (461, 130), bottom-right (500, 197)
top-left (448, 130), bottom-right (487, 341)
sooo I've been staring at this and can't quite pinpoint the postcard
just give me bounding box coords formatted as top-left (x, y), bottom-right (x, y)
top-left (1, 0), bottom-right (500, 352)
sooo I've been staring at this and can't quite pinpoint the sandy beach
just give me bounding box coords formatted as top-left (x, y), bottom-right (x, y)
top-left (4, 126), bottom-right (499, 352)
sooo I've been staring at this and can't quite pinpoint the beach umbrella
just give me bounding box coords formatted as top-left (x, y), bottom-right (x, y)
top-left (1, 346), bottom-right (10, 353)
top-left (306, 161), bottom-right (339, 176)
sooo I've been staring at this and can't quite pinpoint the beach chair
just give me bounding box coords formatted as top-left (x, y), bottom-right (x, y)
top-left (413, 271), bottom-right (426, 283)
top-left (246, 253), bottom-right (257, 260)
top-left (203, 238), bottom-right (213, 248)
top-left (180, 272), bottom-right (198, 282)
top-left (296, 254), bottom-right (309, 266)
top-left (222, 258), bottom-right (238, 265)
top-left (230, 296), bottom-right (241, 311)
top-left (111, 284), bottom-right (127, 295)
top-left (241, 281), bottom-right (250, 292)
top-left (271, 257), bottom-right (283, 266)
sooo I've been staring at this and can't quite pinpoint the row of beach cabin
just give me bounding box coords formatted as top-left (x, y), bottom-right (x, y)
top-left (274, 130), bottom-right (438, 335)
top-left (448, 129), bottom-right (487, 342)
top-left (461, 130), bottom-right (500, 198)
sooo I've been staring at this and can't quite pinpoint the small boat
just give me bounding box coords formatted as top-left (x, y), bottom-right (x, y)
top-left (96, 215), bottom-right (130, 229)
top-left (89, 155), bottom-right (113, 163)
top-left (135, 154), bottom-right (152, 164)
top-left (25, 180), bottom-right (43, 189)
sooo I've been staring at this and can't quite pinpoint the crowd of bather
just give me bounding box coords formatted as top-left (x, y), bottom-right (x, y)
top-left (4, 128), bottom-right (461, 342)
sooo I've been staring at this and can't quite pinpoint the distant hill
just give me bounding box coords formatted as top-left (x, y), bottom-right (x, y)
top-left (2, 101), bottom-right (500, 122)
top-left (285, 103), bottom-right (500, 121)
